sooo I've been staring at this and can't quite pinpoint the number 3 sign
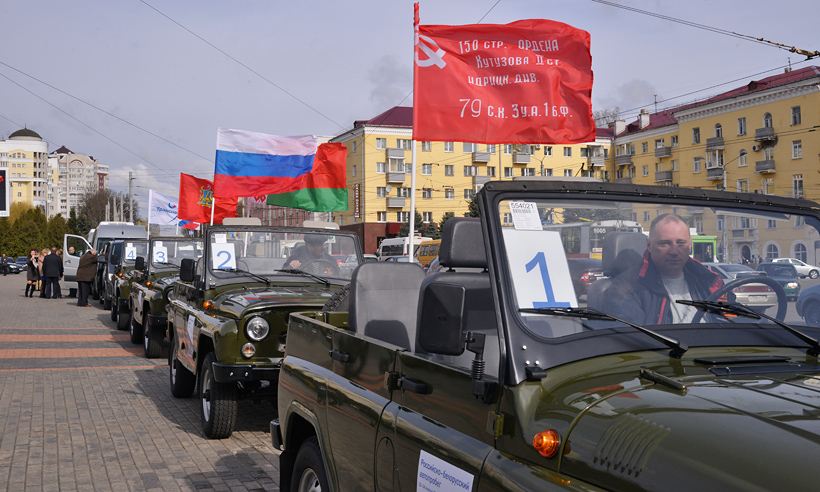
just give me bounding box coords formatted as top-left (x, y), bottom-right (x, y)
top-left (502, 228), bottom-right (576, 309)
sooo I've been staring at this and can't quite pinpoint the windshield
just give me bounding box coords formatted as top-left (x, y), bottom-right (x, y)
top-left (122, 241), bottom-right (148, 264)
top-left (497, 196), bottom-right (820, 336)
top-left (151, 239), bottom-right (204, 269)
top-left (208, 230), bottom-right (359, 280)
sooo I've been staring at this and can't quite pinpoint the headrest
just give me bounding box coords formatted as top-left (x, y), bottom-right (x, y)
top-left (439, 218), bottom-right (486, 269)
top-left (601, 231), bottom-right (647, 277)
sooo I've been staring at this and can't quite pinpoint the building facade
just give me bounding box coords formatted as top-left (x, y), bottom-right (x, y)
top-left (47, 146), bottom-right (109, 218)
top-left (0, 128), bottom-right (49, 211)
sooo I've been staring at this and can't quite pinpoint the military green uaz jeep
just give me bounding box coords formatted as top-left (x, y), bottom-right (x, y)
top-left (108, 240), bottom-right (149, 331)
top-left (129, 237), bottom-right (204, 356)
top-left (167, 218), bottom-right (361, 439)
top-left (275, 180), bottom-right (820, 492)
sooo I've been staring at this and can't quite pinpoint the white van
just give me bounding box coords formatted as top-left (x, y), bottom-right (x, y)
top-left (63, 222), bottom-right (148, 291)
top-left (377, 236), bottom-right (431, 260)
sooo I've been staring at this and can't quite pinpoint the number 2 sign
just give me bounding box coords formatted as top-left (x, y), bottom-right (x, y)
top-left (502, 228), bottom-right (576, 309)
top-left (211, 243), bottom-right (236, 270)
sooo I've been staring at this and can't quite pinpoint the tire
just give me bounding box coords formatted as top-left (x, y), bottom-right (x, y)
top-left (292, 437), bottom-right (328, 492)
top-left (143, 316), bottom-right (163, 358)
top-left (811, 270), bottom-right (819, 279)
top-left (169, 342), bottom-right (196, 398)
top-left (321, 283), bottom-right (350, 313)
top-left (117, 303), bottom-right (131, 331)
top-left (110, 297), bottom-right (118, 322)
top-left (103, 291), bottom-right (112, 311)
top-left (92, 282), bottom-right (100, 301)
top-left (130, 315), bottom-right (143, 344)
top-left (199, 352), bottom-right (238, 439)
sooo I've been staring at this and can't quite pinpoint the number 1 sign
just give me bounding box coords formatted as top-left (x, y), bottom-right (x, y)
top-left (502, 228), bottom-right (576, 309)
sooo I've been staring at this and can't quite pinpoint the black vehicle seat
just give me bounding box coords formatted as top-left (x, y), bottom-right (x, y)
top-left (587, 232), bottom-right (647, 311)
top-left (418, 218), bottom-right (499, 377)
top-left (349, 262), bottom-right (426, 351)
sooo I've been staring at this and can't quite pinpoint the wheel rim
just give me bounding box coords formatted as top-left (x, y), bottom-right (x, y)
top-left (171, 345), bottom-right (179, 384)
top-left (144, 327), bottom-right (149, 350)
top-left (808, 307), bottom-right (820, 327)
top-left (297, 468), bottom-right (321, 492)
top-left (201, 365), bottom-right (211, 421)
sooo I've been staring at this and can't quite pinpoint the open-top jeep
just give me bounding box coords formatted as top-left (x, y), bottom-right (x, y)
top-left (107, 240), bottom-right (149, 330)
top-left (129, 237), bottom-right (204, 356)
top-left (275, 180), bottom-right (820, 492)
top-left (167, 218), bottom-right (361, 439)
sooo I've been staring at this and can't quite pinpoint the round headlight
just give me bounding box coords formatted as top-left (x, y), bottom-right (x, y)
top-left (245, 316), bottom-right (270, 342)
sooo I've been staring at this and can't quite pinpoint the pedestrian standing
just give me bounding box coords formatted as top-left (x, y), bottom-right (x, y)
top-left (1, 253), bottom-right (8, 276)
top-left (38, 249), bottom-right (48, 298)
top-left (55, 249), bottom-right (64, 298)
top-left (42, 247), bottom-right (63, 299)
top-left (76, 249), bottom-right (97, 307)
top-left (25, 249), bottom-right (39, 297)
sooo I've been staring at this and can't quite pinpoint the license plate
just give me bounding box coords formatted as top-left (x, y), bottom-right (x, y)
top-left (749, 295), bottom-right (767, 302)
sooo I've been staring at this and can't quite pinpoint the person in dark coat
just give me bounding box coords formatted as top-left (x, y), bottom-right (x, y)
top-left (25, 249), bottom-right (39, 298)
top-left (42, 247), bottom-right (64, 299)
top-left (602, 214), bottom-right (723, 325)
top-left (76, 249), bottom-right (98, 307)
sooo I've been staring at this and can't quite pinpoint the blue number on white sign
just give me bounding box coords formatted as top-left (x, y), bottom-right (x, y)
top-left (156, 251), bottom-right (166, 263)
top-left (126, 249), bottom-right (136, 260)
top-left (525, 252), bottom-right (571, 308)
top-left (216, 250), bottom-right (232, 269)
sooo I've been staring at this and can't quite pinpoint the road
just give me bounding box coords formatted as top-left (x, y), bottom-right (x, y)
top-left (0, 274), bottom-right (280, 492)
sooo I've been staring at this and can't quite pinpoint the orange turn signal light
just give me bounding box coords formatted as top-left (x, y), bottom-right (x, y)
top-left (203, 301), bottom-right (214, 310)
top-left (146, 281), bottom-right (153, 288)
top-left (533, 429), bottom-right (560, 458)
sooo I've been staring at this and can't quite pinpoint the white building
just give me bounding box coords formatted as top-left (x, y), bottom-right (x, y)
top-left (0, 128), bottom-right (49, 211)
top-left (47, 146), bottom-right (109, 218)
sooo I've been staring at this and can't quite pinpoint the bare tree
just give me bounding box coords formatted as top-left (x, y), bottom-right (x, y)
top-left (593, 106), bottom-right (622, 128)
top-left (77, 187), bottom-right (140, 226)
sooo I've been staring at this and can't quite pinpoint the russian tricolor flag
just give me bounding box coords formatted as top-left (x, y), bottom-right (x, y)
top-left (213, 128), bottom-right (348, 211)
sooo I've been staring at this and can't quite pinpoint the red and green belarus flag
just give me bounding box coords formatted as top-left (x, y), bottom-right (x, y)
top-left (213, 128), bottom-right (348, 211)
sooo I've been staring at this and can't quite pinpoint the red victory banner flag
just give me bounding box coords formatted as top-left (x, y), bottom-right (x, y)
top-left (413, 8), bottom-right (594, 144)
top-left (178, 173), bottom-right (237, 225)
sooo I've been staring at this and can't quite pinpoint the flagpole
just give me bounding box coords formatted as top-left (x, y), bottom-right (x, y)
top-left (210, 195), bottom-right (216, 226)
top-left (408, 2), bottom-right (418, 260)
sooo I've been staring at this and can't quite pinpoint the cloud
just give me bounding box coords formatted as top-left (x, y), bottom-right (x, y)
top-left (368, 55), bottom-right (412, 111)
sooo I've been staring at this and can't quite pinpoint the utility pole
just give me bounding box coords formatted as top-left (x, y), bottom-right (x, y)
top-left (128, 172), bottom-right (134, 223)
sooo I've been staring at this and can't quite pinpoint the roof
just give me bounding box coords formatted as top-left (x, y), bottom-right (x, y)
top-left (51, 145), bottom-right (73, 155)
top-left (355, 106), bottom-right (413, 128)
top-left (9, 127), bottom-right (42, 140)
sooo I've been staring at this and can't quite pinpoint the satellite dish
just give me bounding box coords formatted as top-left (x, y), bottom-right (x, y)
top-left (385, 185), bottom-right (393, 193)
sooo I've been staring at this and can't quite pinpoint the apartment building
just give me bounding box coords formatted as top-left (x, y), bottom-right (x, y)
top-left (47, 146), bottom-right (109, 219)
top-left (0, 128), bottom-right (49, 211)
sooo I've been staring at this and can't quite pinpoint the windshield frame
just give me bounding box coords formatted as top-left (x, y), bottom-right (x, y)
top-left (479, 180), bottom-right (820, 385)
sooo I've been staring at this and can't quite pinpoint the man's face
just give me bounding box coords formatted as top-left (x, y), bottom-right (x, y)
top-left (305, 241), bottom-right (325, 257)
top-left (648, 219), bottom-right (691, 277)
top-left (68, 247), bottom-right (75, 254)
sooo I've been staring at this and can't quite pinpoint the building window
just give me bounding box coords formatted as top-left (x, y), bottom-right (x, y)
top-left (641, 142), bottom-right (648, 153)
top-left (487, 166), bottom-right (496, 177)
top-left (793, 140), bottom-right (803, 159)
top-left (767, 219), bottom-right (777, 229)
top-left (763, 177), bottom-right (774, 195)
top-left (795, 243), bottom-right (808, 262)
top-left (352, 165), bottom-right (357, 177)
top-left (423, 212), bottom-right (432, 223)
top-left (463, 166), bottom-right (478, 176)
top-left (563, 147), bottom-right (572, 157)
top-left (794, 174), bottom-right (804, 198)
top-left (444, 142), bottom-right (454, 152)
top-left (544, 146), bottom-right (553, 156)
top-left (397, 139), bottom-right (412, 150)
top-left (464, 189), bottom-right (476, 200)
top-left (766, 243), bottom-right (779, 260)
top-left (796, 216), bottom-right (805, 228)
top-left (421, 141), bottom-right (431, 151)
top-left (376, 138), bottom-right (386, 149)
top-left (504, 167), bottom-right (514, 177)
top-left (376, 187), bottom-right (386, 198)
top-left (504, 144), bottom-right (513, 155)
top-left (738, 150), bottom-right (747, 167)
top-left (692, 127), bottom-right (700, 144)
top-left (564, 169), bottom-right (573, 177)
top-left (717, 217), bottom-right (724, 232)
top-left (763, 113), bottom-right (773, 128)
top-left (487, 144), bottom-right (496, 154)
top-left (445, 188), bottom-right (454, 200)
top-left (444, 165), bottom-right (454, 176)
top-left (655, 162), bottom-right (662, 172)
top-left (544, 168), bottom-right (553, 176)
top-left (642, 165), bottom-right (648, 176)
top-left (792, 106), bottom-right (802, 126)
top-left (671, 160), bottom-right (679, 171)
top-left (397, 187), bottom-right (410, 198)
top-left (377, 211), bottom-right (386, 222)
top-left (669, 135), bottom-right (677, 147)
top-left (655, 139), bottom-right (665, 148)
top-left (422, 188), bottom-right (432, 199)
top-left (376, 162), bottom-right (386, 174)
top-left (580, 147), bottom-right (589, 158)
top-left (422, 164), bottom-right (432, 175)
top-left (463, 142), bottom-right (477, 153)
top-left (388, 159), bottom-right (405, 173)
top-left (503, 213), bottom-right (513, 225)
top-left (738, 117), bottom-right (747, 135)
top-left (714, 123), bottom-right (723, 138)
top-left (737, 179), bottom-right (749, 194)
top-left (351, 141), bottom-right (357, 153)
top-left (643, 211), bottom-right (650, 222)
top-left (397, 212), bottom-right (410, 222)
top-left (522, 168), bottom-right (535, 176)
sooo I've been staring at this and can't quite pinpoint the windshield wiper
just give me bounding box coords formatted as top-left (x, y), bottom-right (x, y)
top-left (276, 268), bottom-right (331, 287)
top-left (219, 267), bottom-right (271, 286)
top-left (678, 300), bottom-right (820, 357)
top-left (519, 306), bottom-right (688, 358)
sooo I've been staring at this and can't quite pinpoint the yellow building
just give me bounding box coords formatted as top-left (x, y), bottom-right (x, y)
top-left (0, 128), bottom-right (49, 211)
top-left (331, 107), bottom-right (613, 253)
top-left (608, 66), bottom-right (820, 263)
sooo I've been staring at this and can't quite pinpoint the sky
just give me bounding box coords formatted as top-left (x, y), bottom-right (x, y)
top-left (1, 0), bottom-right (816, 215)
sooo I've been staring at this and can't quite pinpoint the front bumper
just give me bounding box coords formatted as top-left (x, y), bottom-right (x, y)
top-left (148, 313), bottom-right (167, 330)
top-left (212, 362), bottom-right (279, 383)
top-left (117, 296), bottom-right (129, 312)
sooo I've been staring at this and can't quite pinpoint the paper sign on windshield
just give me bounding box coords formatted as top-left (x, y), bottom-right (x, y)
top-left (503, 228), bottom-right (576, 309)
top-left (509, 201), bottom-right (543, 230)
top-left (211, 243), bottom-right (236, 270)
top-left (153, 247), bottom-right (168, 263)
top-left (124, 246), bottom-right (137, 261)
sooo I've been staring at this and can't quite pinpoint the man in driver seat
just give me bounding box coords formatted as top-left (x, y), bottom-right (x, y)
top-left (285, 234), bottom-right (334, 272)
top-left (602, 213), bottom-right (722, 324)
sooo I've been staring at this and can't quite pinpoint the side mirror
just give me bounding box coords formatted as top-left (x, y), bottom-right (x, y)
top-left (180, 258), bottom-right (196, 282)
top-left (135, 256), bottom-right (145, 272)
top-left (110, 254), bottom-right (119, 266)
top-left (417, 282), bottom-right (466, 355)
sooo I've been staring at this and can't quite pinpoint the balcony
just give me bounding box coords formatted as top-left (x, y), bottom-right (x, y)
top-left (755, 159), bottom-right (776, 174)
top-left (472, 151), bottom-right (491, 163)
top-left (755, 127), bottom-right (777, 141)
top-left (512, 153), bottom-right (530, 164)
top-left (706, 137), bottom-right (724, 150)
top-left (386, 172), bottom-right (406, 184)
top-left (587, 155), bottom-right (605, 168)
top-left (615, 154), bottom-right (633, 166)
top-left (654, 146), bottom-right (672, 158)
top-left (655, 170), bottom-right (673, 183)
top-left (386, 148), bottom-right (406, 158)
top-left (473, 175), bottom-right (491, 187)
top-left (386, 197), bottom-right (406, 208)
top-left (615, 177), bottom-right (633, 184)
top-left (706, 168), bottom-right (724, 181)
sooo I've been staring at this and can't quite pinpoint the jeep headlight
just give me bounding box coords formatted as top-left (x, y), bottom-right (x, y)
top-left (245, 316), bottom-right (270, 342)
top-left (787, 282), bottom-right (799, 289)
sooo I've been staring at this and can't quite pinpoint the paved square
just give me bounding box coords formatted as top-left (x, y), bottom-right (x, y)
top-left (0, 276), bottom-right (281, 491)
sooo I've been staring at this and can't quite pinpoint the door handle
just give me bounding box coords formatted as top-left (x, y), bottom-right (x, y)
top-left (329, 349), bottom-right (349, 363)
top-left (399, 377), bottom-right (428, 394)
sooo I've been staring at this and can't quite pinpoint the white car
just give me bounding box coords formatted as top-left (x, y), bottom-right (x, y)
top-left (770, 258), bottom-right (820, 279)
top-left (704, 263), bottom-right (777, 311)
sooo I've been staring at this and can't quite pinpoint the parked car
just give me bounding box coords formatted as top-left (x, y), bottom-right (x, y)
top-left (770, 257), bottom-right (820, 279)
top-left (384, 255), bottom-right (421, 265)
top-left (5, 261), bottom-right (21, 274)
top-left (339, 253), bottom-right (376, 276)
top-left (704, 263), bottom-right (777, 311)
top-left (756, 262), bottom-right (801, 301)
top-left (566, 257), bottom-right (605, 298)
top-left (796, 284), bottom-right (820, 326)
top-left (15, 257), bottom-right (27, 268)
